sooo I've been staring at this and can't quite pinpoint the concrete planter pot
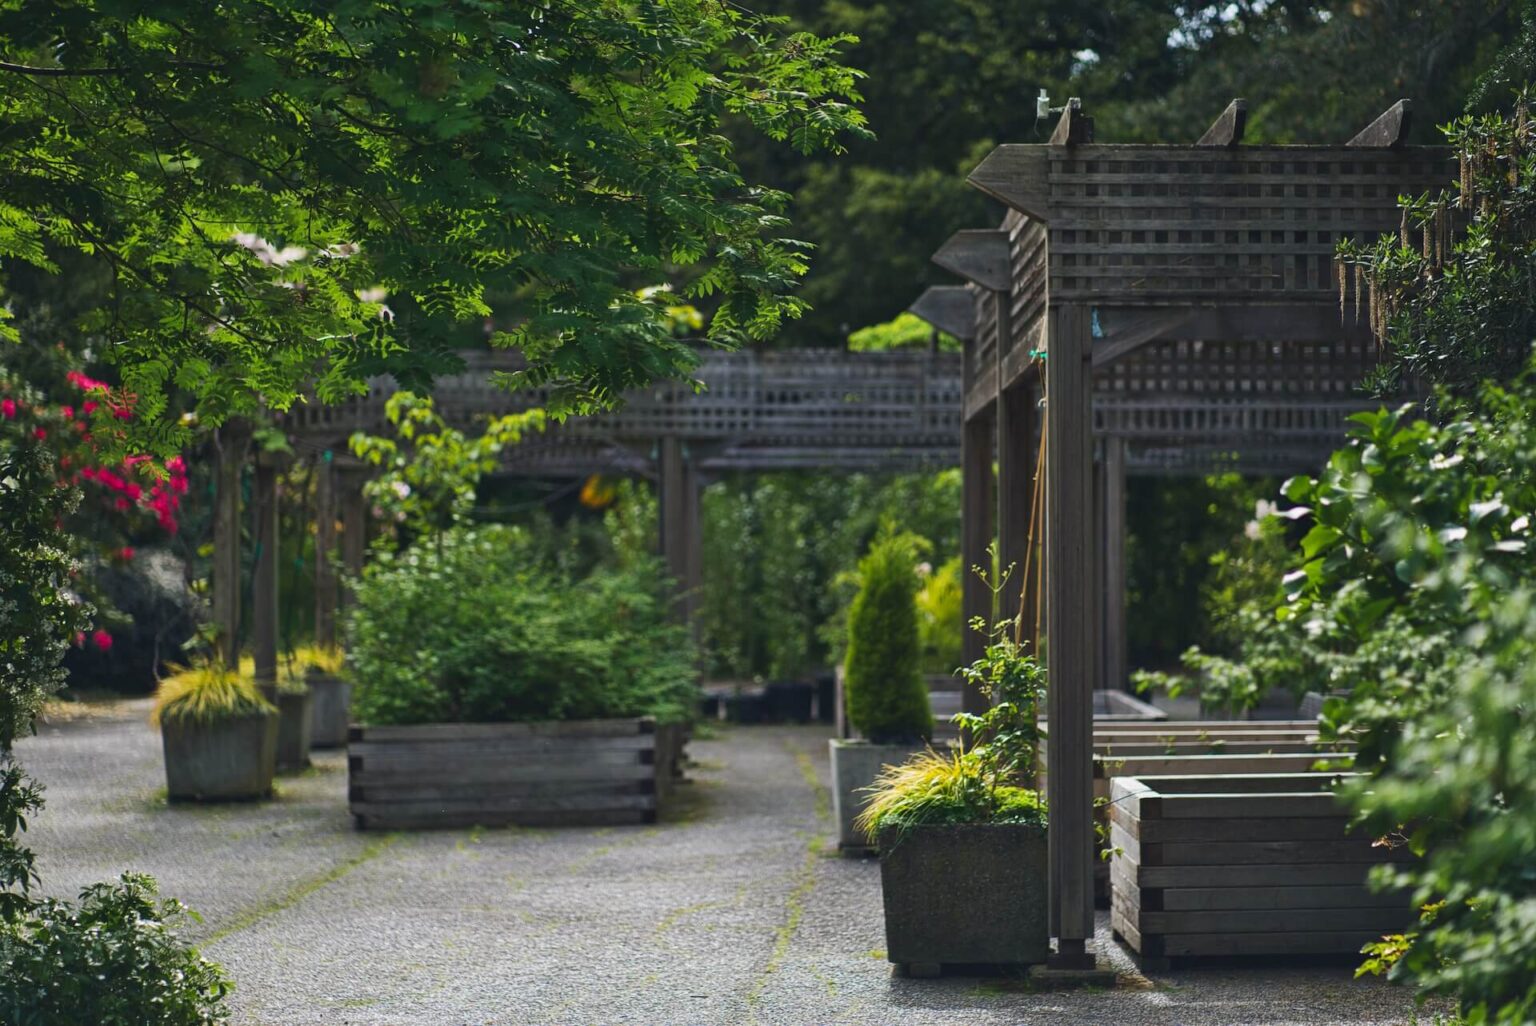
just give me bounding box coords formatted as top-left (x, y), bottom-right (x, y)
top-left (276, 689), bottom-right (314, 772)
top-left (829, 739), bottom-right (924, 852)
top-left (162, 711), bottom-right (279, 802)
top-left (307, 670), bottom-right (352, 749)
top-left (876, 822), bottom-right (1049, 975)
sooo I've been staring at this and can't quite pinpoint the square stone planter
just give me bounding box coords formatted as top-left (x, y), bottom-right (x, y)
top-left (877, 822), bottom-right (1049, 975)
top-left (276, 689), bottom-right (314, 772)
top-left (307, 670), bottom-right (351, 749)
top-left (162, 711), bottom-right (279, 802)
top-left (348, 717), bottom-right (665, 830)
top-left (829, 739), bottom-right (925, 852)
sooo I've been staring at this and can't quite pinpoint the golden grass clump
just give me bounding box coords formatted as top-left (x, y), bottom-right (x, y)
top-left (152, 663), bottom-right (276, 727)
top-left (289, 644), bottom-right (346, 677)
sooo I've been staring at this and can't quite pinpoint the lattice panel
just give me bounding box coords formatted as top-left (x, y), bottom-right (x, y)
top-left (1098, 336), bottom-right (1383, 399)
top-left (1006, 210), bottom-right (1048, 362)
top-left (1042, 146), bottom-right (1452, 302)
top-left (284, 349), bottom-right (965, 466)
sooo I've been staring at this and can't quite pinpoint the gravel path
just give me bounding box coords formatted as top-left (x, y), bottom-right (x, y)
top-left (16, 707), bottom-right (1430, 1025)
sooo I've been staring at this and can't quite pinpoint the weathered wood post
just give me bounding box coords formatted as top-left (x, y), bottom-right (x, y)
top-left (338, 464), bottom-right (369, 612)
top-left (657, 436), bottom-right (701, 625)
top-left (313, 453), bottom-right (339, 648)
top-left (960, 409), bottom-right (994, 714)
top-left (251, 451), bottom-right (282, 701)
top-left (1101, 436), bottom-right (1127, 691)
top-left (1044, 301), bottom-right (1097, 966)
top-left (211, 420), bottom-right (250, 669)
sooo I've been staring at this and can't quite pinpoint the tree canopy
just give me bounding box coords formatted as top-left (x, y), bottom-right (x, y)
top-left (0, 0), bottom-right (867, 448)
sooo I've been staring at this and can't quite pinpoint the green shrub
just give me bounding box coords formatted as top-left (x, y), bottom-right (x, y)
top-left (842, 530), bottom-right (932, 743)
top-left (0, 873), bottom-right (231, 1025)
top-left (916, 556), bottom-right (963, 675)
top-left (347, 526), bottom-right (698, 726)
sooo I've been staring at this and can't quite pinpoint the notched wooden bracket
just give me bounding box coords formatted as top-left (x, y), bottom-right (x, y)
top-left (932, 229), bottom-right (1011, 292)
top-left (1197, 99), bottom-right (1247, 148)
top-left (1348, 99), bottom-right (1412, 148)
top-left (908, 286), bottom-right (976, 341)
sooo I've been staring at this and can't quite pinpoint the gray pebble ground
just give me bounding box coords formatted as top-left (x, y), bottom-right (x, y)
top-left (16, 703), bottom-right (1435, 1026)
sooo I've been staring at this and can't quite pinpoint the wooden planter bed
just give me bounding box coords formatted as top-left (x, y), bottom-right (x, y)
top-left (1108, 772), bottom-right (1413, 968)
top-left (1038, 725), bottom-right (1354, 906)
top-left (348, 717), bottom-right (668, 830)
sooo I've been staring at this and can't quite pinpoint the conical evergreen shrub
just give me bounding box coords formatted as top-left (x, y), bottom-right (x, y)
top-left (843, 530), bottom-right (933, 743)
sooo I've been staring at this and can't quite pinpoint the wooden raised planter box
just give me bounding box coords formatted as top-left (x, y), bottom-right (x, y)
top-left (348, 717), bottom-right (668, 830)
top-left (1108, 772), bottom-right (1413, 968)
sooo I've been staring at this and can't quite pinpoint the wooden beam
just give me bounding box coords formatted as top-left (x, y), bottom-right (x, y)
top-left (251, 454), bottom-right (281, 702)
top-left (1091, 311), bottom-right (1194, 369)
top-left (966, 145), bottom-right (1051, 221)
top-left (1095, 303), bottom-right (1375, 346)
top-left (1044, 303), bottom-right (1097, 966)
top-left (1101, 436), bottom-right (1127, 692)
top-left (908, 286), bottom-right (976, 341)
top-left (1050, 97), bottom-right (1094, 147)
top-left (211, 421), bottom-right (250, 669)
top-left (1197, 99), bottom-right (1247, 148)
top-left (1348, 99), bottom-right (1412, 148)
top-left (961, 414), bottom-right (994, 716)
top-left (932, 229), bottom-right (1011, 292)
top-left (313, 454), bottom-right (339, 648)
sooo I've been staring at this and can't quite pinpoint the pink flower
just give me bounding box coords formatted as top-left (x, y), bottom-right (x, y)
top-left (90, 630), bottom-right (113, 652)
top-left (114, 497), bottom-right (130, 511)
top-left (1, 398), bottom-right (14, 419)
top-left (74, 631), bottom-right (85, 647)
top-left (124, 483), bottom-right (142, 501)
top-left (119, 546), bottom-right (135, 561)
top-left (60, 405), bottom-right (73, 420)
top-left (33, 427), bottom-right (46, 440)
top-left (166, 456), bottom-right (185, 473)
top-left (82, 400), bottom-right (98, 415)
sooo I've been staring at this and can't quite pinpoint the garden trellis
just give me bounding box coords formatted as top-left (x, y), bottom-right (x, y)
top-left (911, 96), bottom-right (1452, 969)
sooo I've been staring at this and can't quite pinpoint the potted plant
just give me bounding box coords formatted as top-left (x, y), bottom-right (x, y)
top-left (857, 625), bottom-right (1050, 976)
top-left (153, 663), bottom-right (279, 802)
top-left (292, 644), bottom-right (350, 748)
top-left (830, 529), bottom-right (934, 852)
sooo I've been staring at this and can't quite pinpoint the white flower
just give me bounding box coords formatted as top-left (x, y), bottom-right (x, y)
top-left (391, 481), bottom-right (411, 499)
top-left (356, 286), bottom-right (389, 303)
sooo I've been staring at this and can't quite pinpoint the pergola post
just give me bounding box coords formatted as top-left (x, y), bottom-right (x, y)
top-left (1101, 436), bottom-right (1128, 691)
top-left (657, 436), bottom-right (701, 625)
top-left (211, 421), bottom-right (249, 670)
top-left (1045, 302), bottom-right (1097, 966)
top-left (313, 453), bottom-right (339, 648)
top-left (998, 380), bottom-right (1036, 640)
top-left (960, 409), bottom-right (994, 715)
top-left (251, 453), bottom-right (282, 701)
top-left (339, 466), bottom-right (369, 612)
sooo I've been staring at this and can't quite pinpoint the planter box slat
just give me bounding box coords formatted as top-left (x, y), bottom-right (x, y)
top-left (1158, 931), bottom-right (1392, 959)
top-left (1108, 773), bottom-right (1413, 964)
top-left (1116, 814), bottom-right (1363, 844)
top-left (1095, 752), bottom-right (1333, 777)
top-left (1154, 885), bottom-right (1405, 912)
top-left (1128, 862), bottom-right (1377, 888)
top-left (348, 736), bottom-right (655, 761)
top-left (353, 780), bottom-right (654, 803)
top-left (348, 718), bottom-right (668, 830)
top-left (350, 757), bottom-right (652, 788)
top-left (352, 792), bottom-right (656, 817)
top-left (349, 718), bottom-right (654, 742)
top-left (1131, 906), bottom-right (1413, 935)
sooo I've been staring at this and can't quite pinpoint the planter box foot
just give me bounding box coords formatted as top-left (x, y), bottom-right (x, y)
top-left (1028, 963), bottom-right (1118, 990)
top-left (898, 962), bottom-right (943, 979)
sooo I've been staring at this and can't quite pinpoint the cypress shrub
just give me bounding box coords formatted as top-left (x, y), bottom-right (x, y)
top-left (843, 531), bottom-right (933, 743)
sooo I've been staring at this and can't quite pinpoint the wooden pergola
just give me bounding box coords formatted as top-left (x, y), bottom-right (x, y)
top-left (211, 348), bottom-right (964, 692)
top-left (913, 97), bottom-right (1450, 969)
